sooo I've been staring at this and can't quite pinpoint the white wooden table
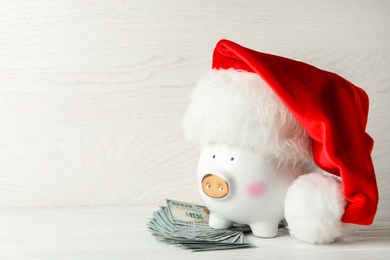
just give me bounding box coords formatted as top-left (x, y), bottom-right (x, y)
top-left (1, 202), bottom-right (389, 260)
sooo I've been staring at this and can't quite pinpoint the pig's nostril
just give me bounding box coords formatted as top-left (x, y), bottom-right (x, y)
top-left (206, 182), bottom-right (211, 189)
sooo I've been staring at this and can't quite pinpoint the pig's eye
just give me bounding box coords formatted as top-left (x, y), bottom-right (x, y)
top-left (230, 157), bottom-right (234, 161)
top-left (212, 155), bottom-right (216, 159)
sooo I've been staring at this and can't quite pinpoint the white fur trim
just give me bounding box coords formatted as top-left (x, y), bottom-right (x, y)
top-left (284, 172), bottom-right (347, 244)
top-left (181, 69), bottom-right (312, 164)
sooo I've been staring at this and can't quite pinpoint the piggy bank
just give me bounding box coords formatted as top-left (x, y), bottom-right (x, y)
top-left (182, 39), bottom-right (378, 244)
top-left (197, 143), bottom-right (307, 237)
top-left (182, 67), bottom-right (315, 239)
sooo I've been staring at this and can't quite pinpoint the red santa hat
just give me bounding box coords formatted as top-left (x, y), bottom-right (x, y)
top-left (211, 39), bottom-right (378, 226)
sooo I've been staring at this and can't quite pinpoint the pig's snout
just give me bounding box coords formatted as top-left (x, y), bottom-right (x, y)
top-left (201, 174), bottom-right (229, 198)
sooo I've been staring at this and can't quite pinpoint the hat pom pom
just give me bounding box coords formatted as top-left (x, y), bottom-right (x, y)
top-left (284, 172), bottom-right (348, 243)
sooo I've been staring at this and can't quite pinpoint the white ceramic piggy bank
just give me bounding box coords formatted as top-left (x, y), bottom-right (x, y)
top-left (197, 143), bottom-right (305, 238)
top-left (183, 39), bottom-right (378, 244)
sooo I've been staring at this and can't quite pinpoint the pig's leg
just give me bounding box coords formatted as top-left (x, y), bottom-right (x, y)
top-left (208, 212), bottom-right (233, 229)
top-left (250, 221), bottom-right (279, 238)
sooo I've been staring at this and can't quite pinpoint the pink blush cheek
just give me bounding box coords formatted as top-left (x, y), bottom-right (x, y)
top-left (246, 181), bottom-right (267, 199)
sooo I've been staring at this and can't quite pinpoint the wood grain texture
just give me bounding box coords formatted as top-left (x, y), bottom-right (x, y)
top-left (0, 0), bottom-right (389, 209)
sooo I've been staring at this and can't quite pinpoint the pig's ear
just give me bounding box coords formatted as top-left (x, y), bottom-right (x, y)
top-left (284, 172), bottom-right (352, 244)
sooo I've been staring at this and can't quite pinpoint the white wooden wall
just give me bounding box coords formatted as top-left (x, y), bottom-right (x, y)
top-left (0, 0), bottom-right (389, 210)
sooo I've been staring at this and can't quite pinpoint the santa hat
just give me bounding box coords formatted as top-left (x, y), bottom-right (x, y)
top-left (209, 39), bottom-right (378, 226)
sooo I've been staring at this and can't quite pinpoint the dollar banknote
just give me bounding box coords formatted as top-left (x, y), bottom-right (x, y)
top-left (166, 199), bottom-right (209, 226)
top-left (147, 199), bottom-right (253, 251)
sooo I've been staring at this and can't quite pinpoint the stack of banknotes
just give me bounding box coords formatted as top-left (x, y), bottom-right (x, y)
top-left (147, 199), bottom-right (253, 251)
